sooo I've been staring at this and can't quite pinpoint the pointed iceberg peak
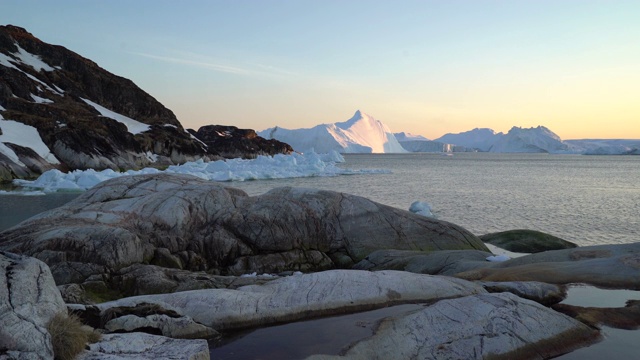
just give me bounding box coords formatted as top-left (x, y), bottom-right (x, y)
top-left (339, 110), bottom-right (377, 129)
top-left (257, 110), bottom-right (407, 154)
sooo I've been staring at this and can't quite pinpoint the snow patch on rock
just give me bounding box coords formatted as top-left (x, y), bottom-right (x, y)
top-left (81, 98), bottom-right (151, 135)
top-left (11, 43), bottom-right (56, 72)
top-left (0, 119), bottom-right (60, 164)
top-left (30, 93), bottom-right (53, 104)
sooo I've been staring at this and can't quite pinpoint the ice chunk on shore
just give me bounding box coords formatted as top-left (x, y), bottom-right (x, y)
top-left (12, 151), bottom-right (389, 193)
top-left (486, 254), bottom-right (511, 262)
top-left (409, 201), bottom-right (435, 218)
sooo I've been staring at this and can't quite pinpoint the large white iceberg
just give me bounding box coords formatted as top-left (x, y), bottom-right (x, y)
top-left (260, 110), bottom-right (407, 154)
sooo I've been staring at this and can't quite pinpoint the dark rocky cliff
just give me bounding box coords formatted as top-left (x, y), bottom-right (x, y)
top-left (192, 125), bottom-right (293, 159)
top-left (0, 25), bottom-right (292, 181)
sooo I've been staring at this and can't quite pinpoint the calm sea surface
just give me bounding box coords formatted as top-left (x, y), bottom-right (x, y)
top-left (231, 153), bottom-right (639, 247)
top-left (1, 153), bottom-right (639, 246)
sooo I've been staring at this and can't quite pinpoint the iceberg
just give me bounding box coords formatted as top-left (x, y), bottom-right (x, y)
top-left (409, 201), bottom-right (436, 218)
top-left (260, 110), bottom-right (407, 154)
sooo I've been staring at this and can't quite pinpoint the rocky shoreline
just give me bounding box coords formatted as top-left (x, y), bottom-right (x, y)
top-left (2, 173), bottom-right (639, 359)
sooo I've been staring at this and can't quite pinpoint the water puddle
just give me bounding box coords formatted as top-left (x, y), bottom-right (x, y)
top-left (208, 303), bottom-right (424, 360)
top-left (555, 284), bottom-right (640, 359)
top-left (561, 284), bottom-right (640, 308)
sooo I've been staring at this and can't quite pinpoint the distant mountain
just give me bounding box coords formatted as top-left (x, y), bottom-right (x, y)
top-left (0, 25), bottom-right (291, 181)
top-left (259, 110), bottom-right (407, 154)
top-left (431, 126), bottom-right (577, 154)
top-left (564, 139), bottom-right (640, 155)
top-left (489, 126), bottom-right (570, 153)
top-left (435, 128), bottom-right (500, 152)
top-left (394, 132), bottom-right (429, 141)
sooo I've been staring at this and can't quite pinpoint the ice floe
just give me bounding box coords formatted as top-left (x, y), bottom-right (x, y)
top-left (12, 151), bottom-right (389, 194)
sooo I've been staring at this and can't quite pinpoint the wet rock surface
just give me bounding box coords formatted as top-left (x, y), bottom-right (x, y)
top-left (354, 249), bottom-right (492, 275)
top-left (77, 332), bottom-right (210, 360)
top-left (306, 292), bottom-right (599, 360)
top-left (456, 243), bottom-right (640, 290)
top-left (89, 270), bottom-right (487, 331)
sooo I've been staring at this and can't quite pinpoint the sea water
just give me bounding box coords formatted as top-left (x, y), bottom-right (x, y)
top-left (230, 153), bottom-right (639, 246)
top-left (1, 153), bottom-right (638, 246)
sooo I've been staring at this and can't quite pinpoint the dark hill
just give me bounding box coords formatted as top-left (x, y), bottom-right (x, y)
top-left (0, 25), bottom-right (291, 181)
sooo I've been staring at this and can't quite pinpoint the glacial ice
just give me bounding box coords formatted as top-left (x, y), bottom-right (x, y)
top-left (12, 151), bottom-right (388, 194)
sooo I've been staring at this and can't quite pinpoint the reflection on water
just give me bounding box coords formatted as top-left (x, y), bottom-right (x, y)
top-left (209, 304), bottom-right (424, 360)
top-left (561, 284), bottom-right (640, 308)
top-left (0, 192), bottom-right (80, 231)
top-left (555, 284), bottom-right (640, 359)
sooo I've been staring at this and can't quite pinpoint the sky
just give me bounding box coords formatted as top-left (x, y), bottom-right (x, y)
top-left (1, 0), bottom-right (639, 140)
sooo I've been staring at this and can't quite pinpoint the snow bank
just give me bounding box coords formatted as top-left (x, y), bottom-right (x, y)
top-left (81, 98), bottom-right (151, 134)
top-left (0, 119), bottom-right (60, 164)
top-left (12, 151), bottom-right (387, 193)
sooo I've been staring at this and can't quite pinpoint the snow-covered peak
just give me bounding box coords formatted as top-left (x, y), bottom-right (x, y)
top-left (336, 110), bottom-right (376, 129)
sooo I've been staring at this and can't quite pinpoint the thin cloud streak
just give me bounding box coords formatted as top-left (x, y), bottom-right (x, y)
top-left (133, 52), bottom-right (249, 75)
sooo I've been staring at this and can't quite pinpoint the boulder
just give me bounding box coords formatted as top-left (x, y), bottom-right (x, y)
top-left (77, 332), bottom-right (210, 360)
top-left (480, 281), bottom-right (566, 306)
top-left (0, 173), bottom-right (487, 294)
top-left (306, 293), bottom-right (599, 360)
top-left (353, 249), bottom-right (492, 275)
top-left (0, 251), bottom-right (67, 360)
top-left (456, 243), bottom-right (640, 290)
top-left (91, 270), bottom-right (487, 331)
top-left (480, 229), bottom-right (577, 253)
top-left (104, 313), bottom-right (218, 340)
